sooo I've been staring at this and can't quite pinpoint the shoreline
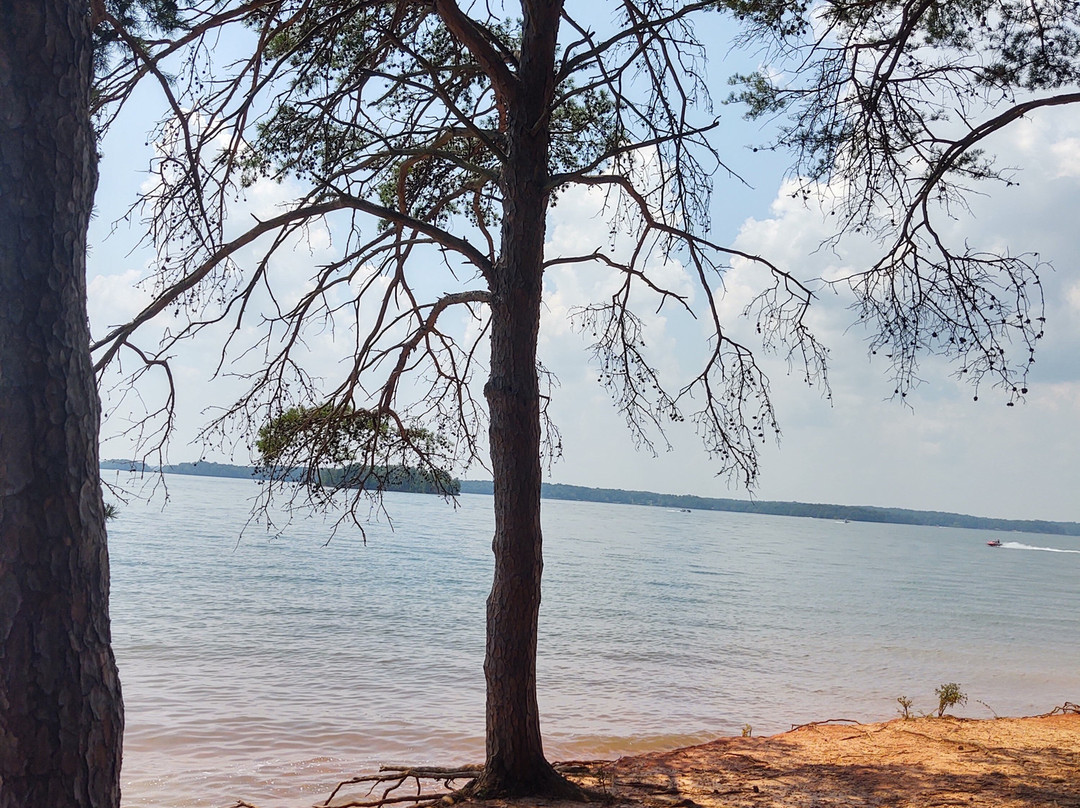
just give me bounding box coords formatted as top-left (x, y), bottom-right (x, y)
top-left (601, 709), bottom-right (1080, 808)
top-left (315, 709), bottom-right (1080, 808)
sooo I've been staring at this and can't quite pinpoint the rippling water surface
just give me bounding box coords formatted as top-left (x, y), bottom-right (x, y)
top-left (105, 473), bottom-right (1080, 807)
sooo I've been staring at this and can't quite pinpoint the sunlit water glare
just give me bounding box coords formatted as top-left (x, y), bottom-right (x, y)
top-left (105, 473), bottom-right (1080, 807)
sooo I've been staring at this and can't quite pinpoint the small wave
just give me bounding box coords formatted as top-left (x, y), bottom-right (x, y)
top-left (1000, 541), bottom-right (1080, 554)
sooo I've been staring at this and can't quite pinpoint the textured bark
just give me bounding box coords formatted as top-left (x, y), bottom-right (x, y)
top-left (474, 1), bottom-right (576, 797)
top-left (0, 2), bottom-right (124, 807)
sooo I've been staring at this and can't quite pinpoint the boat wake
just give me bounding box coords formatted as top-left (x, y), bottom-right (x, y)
top-left (1000, 541), bottom-right (1080, 554)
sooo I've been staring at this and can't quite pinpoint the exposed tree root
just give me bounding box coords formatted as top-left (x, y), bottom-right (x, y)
top-left (320, 761), bottom-right (612, 808)
top-left (321, 765), bottom-right (480, 808)
top-left (1044, 701), bottom-right (1080, 716)
top-left (462, 761), bottom-right (592, 802)
top-left (788, 718), bottom-right (864, 731)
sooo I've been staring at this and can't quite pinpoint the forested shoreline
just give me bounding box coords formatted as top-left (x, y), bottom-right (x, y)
top-left (100, 459), bottom-right (459, 495)
top-left (100, 460), bottom-right (1079, 536)
top-left (458, 482), bottom-right (1080, 536)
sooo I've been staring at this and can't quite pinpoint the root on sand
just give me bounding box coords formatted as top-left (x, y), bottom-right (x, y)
top-left (312, 761), bottom-right (609, 808)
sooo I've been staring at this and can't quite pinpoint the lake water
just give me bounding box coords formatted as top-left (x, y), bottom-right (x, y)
top-left (104, 473), bottom-right (1080, 807)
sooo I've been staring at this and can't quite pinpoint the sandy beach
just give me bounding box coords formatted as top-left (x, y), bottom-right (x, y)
top-left (601, 711), bottom-right (1080, 808)
top-left (316, 709), bottom-right (1080, 808)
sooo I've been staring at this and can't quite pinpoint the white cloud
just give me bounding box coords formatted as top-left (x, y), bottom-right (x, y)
top-left (87, 268), bottom-right (154, 331)
top-left (1066, 281), bottom-right (1080, 313)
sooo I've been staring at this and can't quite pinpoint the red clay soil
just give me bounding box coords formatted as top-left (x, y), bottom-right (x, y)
top-left (422, 712), bottom-right (1080, 808)
top-left (315, 711), bottom-right (1080, 808)
top-left (601, 713), bottom-right (1080, 808)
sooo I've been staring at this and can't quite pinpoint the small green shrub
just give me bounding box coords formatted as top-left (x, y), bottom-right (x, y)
top-left (741, 723), bottom-right (753, 737)
top-left (935, 683), bottom-right (967, 717)
top-left (897, 696), bottom-right (914, 719)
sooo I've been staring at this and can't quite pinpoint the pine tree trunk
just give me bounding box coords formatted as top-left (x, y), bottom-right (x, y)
top-left (0, 2), bottom-right (124, 806)
top-left (479, 248), bottom-right (561, 795)
top-left (473, 1), bottom-right (575, 797)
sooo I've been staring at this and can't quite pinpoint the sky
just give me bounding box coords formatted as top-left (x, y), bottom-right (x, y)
top-left (85, 13), bottom-right (1080, 524)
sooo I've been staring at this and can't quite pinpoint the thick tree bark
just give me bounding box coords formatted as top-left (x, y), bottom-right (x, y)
top-left (475, 0), bottom-right (575, 797)
top-left (0, 2), bottom-right (124, 807)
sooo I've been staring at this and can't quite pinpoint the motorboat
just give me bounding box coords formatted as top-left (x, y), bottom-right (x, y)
top-left (987, 539), bottom-right (1002, 547)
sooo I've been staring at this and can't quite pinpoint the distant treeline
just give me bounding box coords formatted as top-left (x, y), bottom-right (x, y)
top-left (457, 480), bottom-right (1080, 537)
top-left (100, 461), bottom-right (1077, 535)
top-left (100, 459), bottom-right (459, 496)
